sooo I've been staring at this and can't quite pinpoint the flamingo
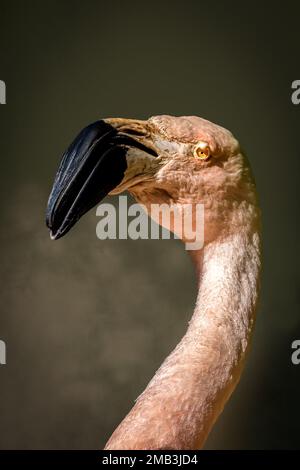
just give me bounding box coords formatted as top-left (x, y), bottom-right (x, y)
top-left (46, 115), bottom-right (261, 450)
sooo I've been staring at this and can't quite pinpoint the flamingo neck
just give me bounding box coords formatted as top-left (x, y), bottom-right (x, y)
top-left (105, 228), bottom-right (261, 450)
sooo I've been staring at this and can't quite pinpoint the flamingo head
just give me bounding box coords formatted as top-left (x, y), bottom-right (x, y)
top-left (46, 115), bottom-right (258, 243)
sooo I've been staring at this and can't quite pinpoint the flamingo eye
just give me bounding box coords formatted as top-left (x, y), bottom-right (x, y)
top-left (193, 142), bottom-right (211, 160)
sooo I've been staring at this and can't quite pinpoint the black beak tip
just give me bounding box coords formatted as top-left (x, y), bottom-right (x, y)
top-left (45, 212), bottom-right (58, 240)
top-left (46, 119), bottom-right (130, 240)
top-left (49, 229), bottom-right (59, 240)
top-left (49, 231), bottom-right (56, 240)
top-left (48, 222), bottom-right (73, 241)
top-left (46, 212), bottom-right (66, 240)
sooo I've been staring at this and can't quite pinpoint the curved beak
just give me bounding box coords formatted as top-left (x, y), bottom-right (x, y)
top-left (46, 118), bottom-right (157, 240)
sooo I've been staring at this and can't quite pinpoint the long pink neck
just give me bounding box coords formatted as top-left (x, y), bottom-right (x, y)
top-left (105, 229), bottom-right (261, 450)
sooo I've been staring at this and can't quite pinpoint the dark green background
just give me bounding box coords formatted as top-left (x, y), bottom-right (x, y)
top-left (0, 0), bottom-right (299, 449)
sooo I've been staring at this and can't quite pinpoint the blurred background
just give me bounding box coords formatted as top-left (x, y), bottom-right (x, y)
top-left (0, 0), bottom-right (299, 449)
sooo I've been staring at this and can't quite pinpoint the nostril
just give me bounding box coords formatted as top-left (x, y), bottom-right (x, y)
top-left (119, 128), bottom-right (146, 136)
top-left (113, 134), bottom-right (158, 157)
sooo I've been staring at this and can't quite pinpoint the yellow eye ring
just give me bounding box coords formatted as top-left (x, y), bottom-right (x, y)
top-left (193, 142), bottom-right (211, 160)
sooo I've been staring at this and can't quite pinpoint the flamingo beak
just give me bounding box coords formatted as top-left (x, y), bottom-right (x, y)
top-left (46, 119), bottom-right (156, 240)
